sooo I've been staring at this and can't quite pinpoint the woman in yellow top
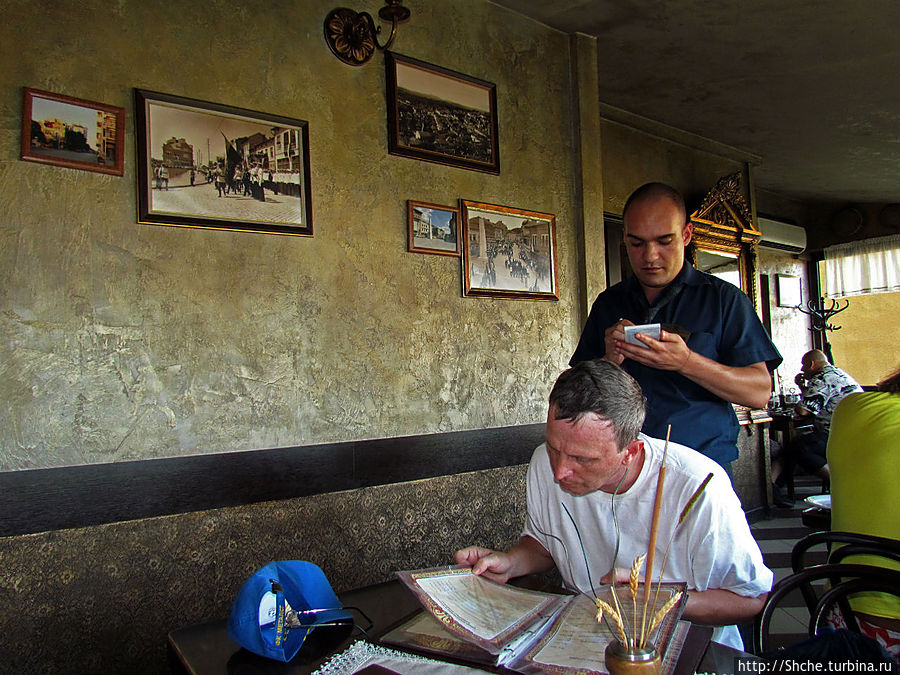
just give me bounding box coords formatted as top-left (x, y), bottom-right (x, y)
top-left (826, 364), bottom-right (900, 659)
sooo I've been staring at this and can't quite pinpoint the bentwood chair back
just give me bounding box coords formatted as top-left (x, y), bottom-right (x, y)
top-left (791, 531), bottom-right (900, 615)
top-left (753, 531), bottom-right (900, 654)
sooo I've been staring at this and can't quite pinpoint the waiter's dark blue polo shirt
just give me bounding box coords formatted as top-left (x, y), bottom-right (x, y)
top-left (570, 262), bottom-right (782, 466)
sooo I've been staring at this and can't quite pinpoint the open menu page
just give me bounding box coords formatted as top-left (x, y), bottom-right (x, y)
top-left (396, 566), bottom-right (569, 655)
top-left (515, 592), bottom-right (688, 675)
top-left (379, 599), bottom-right (692, 675)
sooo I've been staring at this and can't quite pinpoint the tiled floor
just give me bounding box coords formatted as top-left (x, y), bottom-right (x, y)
top-left (747, 475), bottom-right (829, 652)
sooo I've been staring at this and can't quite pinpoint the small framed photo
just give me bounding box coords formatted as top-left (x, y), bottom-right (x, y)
top-left (135, 89), bottom-right (313, 237)
top-left (776, 274), bottom-right (802, 307)
top-left (408, 201), bottom-right (461, 256)
top-left (386, 52), bottom-right (499, 175)
top-left (21, 88), bottom-right (125, 176)
top-left (461, 200), bottom-right (558, 300)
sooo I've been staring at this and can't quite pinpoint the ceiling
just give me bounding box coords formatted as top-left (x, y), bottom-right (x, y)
top-left (493, 0), bottom-right (900, 205)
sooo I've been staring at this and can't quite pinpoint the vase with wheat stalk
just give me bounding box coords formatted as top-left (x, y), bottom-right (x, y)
top-left (595, 428), bottom-right (713, 674)
top-left (596, 554), bottom-right (671, 675)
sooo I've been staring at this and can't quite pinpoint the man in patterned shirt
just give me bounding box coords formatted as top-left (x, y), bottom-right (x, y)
top-left (789, 349), bottom-right (862, 483)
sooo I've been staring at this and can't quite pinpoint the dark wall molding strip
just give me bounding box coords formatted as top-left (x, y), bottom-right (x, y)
top-left (0, 423), bottom-right (544, 537)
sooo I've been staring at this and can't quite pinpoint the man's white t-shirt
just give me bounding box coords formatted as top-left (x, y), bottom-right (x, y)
top-left (523, 433), bottom-right (772, 650)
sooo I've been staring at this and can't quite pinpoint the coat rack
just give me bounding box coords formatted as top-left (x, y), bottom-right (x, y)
top-left (796, 297), bottom-right (850, 364)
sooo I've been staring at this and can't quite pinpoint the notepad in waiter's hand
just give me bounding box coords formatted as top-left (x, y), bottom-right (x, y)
top-left (624, 323), bottom-right (661, 347)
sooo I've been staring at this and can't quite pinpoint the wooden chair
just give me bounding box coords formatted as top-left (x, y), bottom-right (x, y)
top-left (753, 531), bottom-right (900, 655)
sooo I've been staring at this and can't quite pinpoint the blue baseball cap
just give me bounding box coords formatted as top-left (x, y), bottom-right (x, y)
top-left (227, 560), bottom-right (353, 662)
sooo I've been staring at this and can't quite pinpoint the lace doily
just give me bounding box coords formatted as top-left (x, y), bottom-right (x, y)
top-left (312, 639), bottom-right (489, 674)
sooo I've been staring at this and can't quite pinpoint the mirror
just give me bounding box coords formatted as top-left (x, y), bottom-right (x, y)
top-left (688, 172), bottom-right (761, 310)
top-left (602, 173), bottom-right (762, 308)
top-left (695, 247), bottom-right (741, 288)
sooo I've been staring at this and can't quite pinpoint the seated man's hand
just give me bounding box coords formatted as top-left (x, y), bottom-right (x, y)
top-left (600, 567), bottom-right (643, 585)
top-left (794, 404), bottom-right (811, 417)
top-left (454, 546), bottom-right (516, 584)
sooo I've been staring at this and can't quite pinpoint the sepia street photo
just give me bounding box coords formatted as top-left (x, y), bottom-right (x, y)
top-left (135, 90), bottom-right (312, 236)
top-left (387, 53), bottom-right (499, 174)
top-left (461, 201), bottom-right (558, 300)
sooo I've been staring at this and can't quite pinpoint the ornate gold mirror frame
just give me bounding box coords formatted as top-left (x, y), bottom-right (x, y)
top-left (689, 172), bottom-right (762, 310)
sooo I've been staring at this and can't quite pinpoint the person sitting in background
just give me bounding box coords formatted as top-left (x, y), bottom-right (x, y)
top-left (826, 364), bottom-right (900, 659)
top-left (772, 350), bottom-right (861, 501)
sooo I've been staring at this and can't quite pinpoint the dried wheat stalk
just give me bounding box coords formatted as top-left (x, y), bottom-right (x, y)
top-left (677, 473), bottom-right (713, 526)
top-left (629, 554), bottom-right (645, 598)
top-left (647, 591), bottom-right (683, 635)
top-left (594, 597), bottom-right (629, 648)
top-left (639, 426), bottom-right (670, 648)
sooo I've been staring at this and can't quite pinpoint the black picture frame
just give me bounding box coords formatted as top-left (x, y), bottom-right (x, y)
top-left (386, 52), bottom-right (499, 175)
top-left (135, 89), bottom-right (313, 237)
top-left (21, 88), bottom-right (125, 176)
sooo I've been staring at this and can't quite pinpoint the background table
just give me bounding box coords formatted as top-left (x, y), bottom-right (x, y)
top-left (769, 410), bottom-right (817, 502)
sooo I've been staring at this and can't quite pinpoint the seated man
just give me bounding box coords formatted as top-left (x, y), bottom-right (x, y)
top-left (773, 350), bottom-right (862, 496)
top-left (455, 359), bottom-right (771, 650)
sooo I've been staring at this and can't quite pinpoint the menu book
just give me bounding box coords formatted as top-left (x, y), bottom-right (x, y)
top-left (387, 566), bottom-right (689, 674)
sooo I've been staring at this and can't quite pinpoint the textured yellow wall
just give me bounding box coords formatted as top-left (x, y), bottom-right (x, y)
top-left (0, 0), bottom-right (579, 469)
top-left (599, 120), bottom-right (747, 212)
top-left (825, 291), bottom-right (900, 385)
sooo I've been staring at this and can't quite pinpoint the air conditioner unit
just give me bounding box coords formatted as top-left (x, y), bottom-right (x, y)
top-left (757, 217), bottom-right (807, 253)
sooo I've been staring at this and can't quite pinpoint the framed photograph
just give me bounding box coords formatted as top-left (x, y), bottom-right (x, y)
top-left (461, 200), bottom-right (558, 300)
top-left (407, 201), bottom-right (461, 256)
top-left (135, 89), bottom-right (312, 236)
top-left (776, 274), bottom-right (802, 307)
top-left (21, 88), bottom-right (125, 176)
top-left (386, 52), bottom-right (499, 175)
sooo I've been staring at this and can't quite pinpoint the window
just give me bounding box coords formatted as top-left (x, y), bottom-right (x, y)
top-left (820, 234), bottom-right (900, 298)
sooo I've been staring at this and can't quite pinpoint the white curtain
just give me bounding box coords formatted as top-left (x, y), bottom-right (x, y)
top-left (822, 234), bottom-right (900, 298)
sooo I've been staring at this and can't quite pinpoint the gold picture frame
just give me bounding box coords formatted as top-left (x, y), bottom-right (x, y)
top-left (460, 200), bottom-right (558, 300)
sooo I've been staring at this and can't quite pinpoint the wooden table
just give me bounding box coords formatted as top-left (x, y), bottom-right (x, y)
top-left (168, 579), bottom-right (756, 674)
top-left (768, 410), bottom-right (816, 502)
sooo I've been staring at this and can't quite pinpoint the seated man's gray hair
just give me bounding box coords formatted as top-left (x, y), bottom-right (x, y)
top-left (549, 360), bottom-right (647, 449)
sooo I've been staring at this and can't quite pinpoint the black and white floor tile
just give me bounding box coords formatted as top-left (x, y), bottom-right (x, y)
top-left (748, 476), bottom-right (830, 652)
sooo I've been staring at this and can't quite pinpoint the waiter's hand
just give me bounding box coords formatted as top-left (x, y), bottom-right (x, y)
top-left (603, 319), bottom-right (633, 365)
top-left (616, 327), bottom-right (692, 372)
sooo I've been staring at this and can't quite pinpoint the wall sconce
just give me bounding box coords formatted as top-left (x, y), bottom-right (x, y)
top-left (324, 1), bottom-right (411, 66)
